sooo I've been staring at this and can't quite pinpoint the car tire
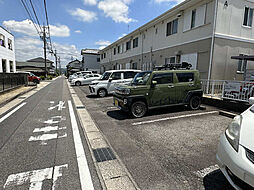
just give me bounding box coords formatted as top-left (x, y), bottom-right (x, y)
top-left (98, 89), bottom-right (107, 98)
top-left (131, 101), bottom-right (147, 118)
top-left (33, 79), bottom-right (39, 84)
top-left (188, 96), bottom-right (201, 110)
top-left (75, 81), bottom-right (81, 86)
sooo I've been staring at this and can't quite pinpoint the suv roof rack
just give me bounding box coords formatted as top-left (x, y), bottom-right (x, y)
top-left (154, 62), bottom-right (192, 71)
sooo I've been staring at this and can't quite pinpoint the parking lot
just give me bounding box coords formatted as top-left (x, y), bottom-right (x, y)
top-left (74, 85), bottom-right (236, 190)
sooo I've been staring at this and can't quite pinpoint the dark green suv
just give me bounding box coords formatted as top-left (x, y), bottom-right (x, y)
top-left (113, 70), bottom-right (203, 118)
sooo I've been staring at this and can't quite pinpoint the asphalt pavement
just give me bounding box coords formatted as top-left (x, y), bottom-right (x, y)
top-left (74, 85), bottom-right (236, 190)
top-left (0, 77), bottom-right (102, 190)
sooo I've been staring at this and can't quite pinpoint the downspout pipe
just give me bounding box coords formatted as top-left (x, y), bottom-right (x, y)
top-left (207, 0), bottom-right (219, 93)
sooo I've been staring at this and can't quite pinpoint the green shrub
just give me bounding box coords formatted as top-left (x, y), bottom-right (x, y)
top-left (40, 75), bottom-right (45, 80)
top-left (47, 75), bottom-right (53, 80)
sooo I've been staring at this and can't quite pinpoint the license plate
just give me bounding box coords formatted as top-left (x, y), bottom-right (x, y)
top-left (115, 99), bottom-right (118, 107)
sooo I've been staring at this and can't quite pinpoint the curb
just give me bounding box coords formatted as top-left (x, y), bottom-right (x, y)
top-left (67, 82), bottom-right (140, 190)
top-left (219, 110), bottom-right (237, 119)
top-left (0, 86), bottom-right (37, 108)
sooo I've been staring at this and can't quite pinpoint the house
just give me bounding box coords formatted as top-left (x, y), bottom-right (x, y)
top-left (0, 26), bottom-right (16, 73)
top-left (81, 49), bottom-right (100, 73)
top-left (100, 0), bottom-right (254, 81)
top-left (66, 59), bottom-right (82, 77)
top-left (16, 57), bottom-right (55, 76)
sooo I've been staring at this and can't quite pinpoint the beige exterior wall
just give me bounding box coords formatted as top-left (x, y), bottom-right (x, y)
top-left (212, 37), bottom-right (254, 80)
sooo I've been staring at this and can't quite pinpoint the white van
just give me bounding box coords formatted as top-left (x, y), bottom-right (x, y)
top-left (89, 70), bottom-right (141, 97)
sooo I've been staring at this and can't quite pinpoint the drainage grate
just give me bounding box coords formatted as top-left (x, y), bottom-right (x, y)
top-left (76, 106), bottom-right (85, 109)
top-left (93, 147), bottom-right (116, 162)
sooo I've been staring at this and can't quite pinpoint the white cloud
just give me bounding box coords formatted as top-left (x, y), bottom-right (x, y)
top-left (95, 40), bottom-right (111, 50)
top-left (3, 19), bottom-right (70, 37)
top-left (153, 0), bottom-right (184, 4)
top-left (68, 8), bottom-right (97, 23)
top-left (83, 0), bottom-right (97, 5)
top-left (74, 30), bottom-right (82, 33)
top-left (98, 0), bottom-right (136, 24)
top-left (15, 37), bottom-right (80, 67)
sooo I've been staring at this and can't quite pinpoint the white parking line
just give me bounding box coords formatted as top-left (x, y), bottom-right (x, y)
top-left (194, 164), bottom-right (219, 178)
top-left (0, 102), bottom-right (27, 123)
top-left (132, 111), bottom-right (219, 126)
top-left (68, 100), bottom-right (95, 190)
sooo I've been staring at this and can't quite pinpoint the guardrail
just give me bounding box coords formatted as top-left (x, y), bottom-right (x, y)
top-left (0, 73), bottom-right (29, 93)
top-left (201, 79), bottom-right (254, 102)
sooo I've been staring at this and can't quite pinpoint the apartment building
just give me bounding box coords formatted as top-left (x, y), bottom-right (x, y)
top-left (81, 49), bottom-right (100, 73)
top-left (0, 26), bottom-right (16, 73)
top-left (100, 0), bottom-right (254, 80)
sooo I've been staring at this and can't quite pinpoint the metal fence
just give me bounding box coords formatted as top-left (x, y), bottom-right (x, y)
top-left (0, 73), bottom-right (29, 92)
top-left (201, 79), bottom-right (254, 102)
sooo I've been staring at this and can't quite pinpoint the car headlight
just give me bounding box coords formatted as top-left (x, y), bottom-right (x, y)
top-left (124, 89), bottom-right (131, 95)
top-left (225, 115), bottom-right (242, 152)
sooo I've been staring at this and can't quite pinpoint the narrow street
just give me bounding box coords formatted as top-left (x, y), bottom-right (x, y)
top-left (0, 77), bottom-right (101, 190)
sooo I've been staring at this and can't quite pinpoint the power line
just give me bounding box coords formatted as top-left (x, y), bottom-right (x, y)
top-left (43, 0), bottom-right (53, 51)
top-left (20, 0), bottom-right (41, 36)
top-left (28, 0), bottom-right (43, 33)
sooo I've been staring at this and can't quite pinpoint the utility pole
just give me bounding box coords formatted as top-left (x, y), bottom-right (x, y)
top-left (58, 57), bottom-right (61, 75)
top-left (54, 49), bottom-right (58, 75)
top-left (42, 25), bottom-right (47, 77)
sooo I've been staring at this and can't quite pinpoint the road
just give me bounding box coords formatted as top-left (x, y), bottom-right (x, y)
top-left (74, 85), bottom-right (236, 190)
top-left (0, 77), bottom-right (101, 190)
top-left (0, 77), bottom-right (237, 190)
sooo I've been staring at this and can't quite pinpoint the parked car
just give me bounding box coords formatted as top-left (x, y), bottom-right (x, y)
top-left (68, 71), bottom-right (93, 82)
top-left (216, 97), bottom-right (254, 189)
top-left (113, 70), bottom-right (202, 118)
top-left (89, 70), bottom-right (141, 98)
top-left (28, 72), bottom-right (40, 84)
top-left (71, 74), bottom-right (101, 86)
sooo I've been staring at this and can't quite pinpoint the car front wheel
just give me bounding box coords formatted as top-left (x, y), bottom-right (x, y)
top-left (98, 89), bottom-right (107, 98)
top-left (75, 81), bottom-right (81, 86)
top-left (189, 96), bottom-right (201, 110)
top-left (131, 101), bottom-right (147, 118)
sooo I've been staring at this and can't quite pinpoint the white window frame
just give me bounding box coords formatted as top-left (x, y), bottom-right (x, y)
top-left (243, 6), bottom-right (253, 27)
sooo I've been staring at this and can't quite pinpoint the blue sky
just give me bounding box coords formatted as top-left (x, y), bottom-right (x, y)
top-left (0, 0), bottom-right (182, 66)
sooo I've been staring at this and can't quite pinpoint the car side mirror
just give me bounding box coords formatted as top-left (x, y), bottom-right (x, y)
top-left (249, 97), bottom-right (254, 105)
top-left (151, 80), bottom-right (157, 86)
top-left (109, 78), bottom-right (113, 82)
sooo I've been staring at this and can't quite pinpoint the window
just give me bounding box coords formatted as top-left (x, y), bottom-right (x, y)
top-left (153, 73), bottom-right (173, 84)
top-left (126, 40), bottom-right (131, 51)
top-left (104, 53), bottom-right (106, 58)
top-left (166, 19), bottom-right (178, 36)
top-left (8, 38), bottom-right (12, 50)
top-left (191, 9), bottom-right (196, 29)
top-left (117, 45), bottom-right (120, 53)
top-left (111, 72), bottom-right (122, 80)
top-left (114, 48), bottom-right (116, 55)
top-left (0, 34), bottom-right (5, 47)
top-left (97, 58), bottom-right (100, 62)
top-left (124, 72), bottom-right (137, 79)
top-left (243, 7), bottom-right (253, 27)
top-left (133, 37), bottom-right (138, 48)
top-left (165, 57), bottom-right (176, 64)
top-left (10, 61), bottom-right (13, 72)
top-left (155, 28), bottom-right (158, 34)
top-left (237, 55), bottom-right (247, 73)
top-left (176, 73), bottom-right (194, 82)
top-left (101, 54), bottom-right (103, 60)
top-left (132, 62), bottom-right (137, 69)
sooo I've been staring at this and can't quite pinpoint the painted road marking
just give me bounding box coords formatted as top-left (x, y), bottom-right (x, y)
top-left (0, 102), bottom-right (27, 123)
top-left (48, 101), bottom-right (66, 111)
top-left (132, 111), bottom-right (219, 126)
top-left (4, 164), bottom-right (68, 190)
top-left (43, 116), bottom-right (66, 124)
top-left (194, 164), bottom-right (219, 178)
top-left (33, 126), bottom-right (67, 133)
top-left (68, 100), bottom-right (95, 190)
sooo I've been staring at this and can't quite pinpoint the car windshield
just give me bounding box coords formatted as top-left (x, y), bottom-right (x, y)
top-left (132, 71), bottom-right (152, 85)
top-left (100, 72), bottom-right (111, 80)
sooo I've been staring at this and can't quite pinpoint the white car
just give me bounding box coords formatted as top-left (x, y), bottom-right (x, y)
top-left (68, 71), bottom-right (93, 82)
top-left (216, 97), bottom-right (254, 189)
top-left (89, 70), bottom-right (141, 97)
top-left (71, 74), bottom-right (101, 86)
